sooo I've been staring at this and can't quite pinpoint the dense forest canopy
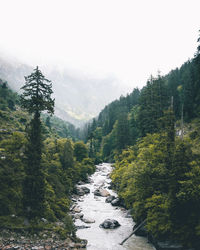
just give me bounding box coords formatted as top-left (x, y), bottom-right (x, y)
top-left (84, 42), bottom-right (200, 162)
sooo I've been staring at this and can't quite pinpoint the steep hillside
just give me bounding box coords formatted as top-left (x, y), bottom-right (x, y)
top-left (84, 53), bottom-right (200, 162)
top-left (0, 80), bottom-right (79, 141)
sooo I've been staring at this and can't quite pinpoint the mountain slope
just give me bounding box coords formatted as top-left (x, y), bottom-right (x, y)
top-left (0, 55), bottom-right (129, 126)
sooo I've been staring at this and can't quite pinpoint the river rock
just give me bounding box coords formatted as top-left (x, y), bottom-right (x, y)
top-left (100, 189), bottom-right (110, 197)
top-left (111, 198), bottom-right (121, 206)
top-left (73, 207), bottom-right (81, 213)
top-left (94, 188), bottom-right (101, 196)
top-left (81, 217), bottom-right (95, 223)
top-left (84, 178), bottom-right (90, 184)
top-left (94, 188), bottom-right (110, 197)
top-left (73, 213), bottom-right (84, 219)
top-left (76, 225), bottom-right (91, 229)
top-left (78, 181), bottom-right (85, 185)
top-left (75, 186), bottom-right (90, 196)
top-left (75, 187), bottom-right (85, 196)
top-left (99, 219), bottom-right (121, 229)
top-left (105, 195), bottom-right (116, 203)
top-left (81, 186), bottom-right (90, 194)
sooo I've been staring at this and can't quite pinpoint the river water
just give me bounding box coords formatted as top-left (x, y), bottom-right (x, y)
top-left (75, 163), bottom-right (155, 250)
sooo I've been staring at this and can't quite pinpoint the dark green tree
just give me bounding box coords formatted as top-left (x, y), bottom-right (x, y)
top-left (20, 66), bottom-right (55, 219)
top-left (115, 111), bottom-right (130, 151)
top-left (74, 141), bottom-right (88, 162)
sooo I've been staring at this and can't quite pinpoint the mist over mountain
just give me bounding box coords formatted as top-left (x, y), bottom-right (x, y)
top-left (0, 55), bottom-right (131, 126)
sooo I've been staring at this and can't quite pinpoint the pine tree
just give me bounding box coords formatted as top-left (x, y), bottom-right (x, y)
top-left (115, 110), bottom-right (130, 151)
top-left (20, 66), bottom-right (54, 219)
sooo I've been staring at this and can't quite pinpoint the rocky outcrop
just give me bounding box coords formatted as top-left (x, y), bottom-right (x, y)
top-left (99, 219), bottom-right (121, 229)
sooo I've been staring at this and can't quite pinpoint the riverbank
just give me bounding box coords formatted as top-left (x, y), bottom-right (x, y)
top-left (0, 228), bottom-right (87, 249)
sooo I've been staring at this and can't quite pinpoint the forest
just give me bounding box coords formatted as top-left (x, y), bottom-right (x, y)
top-left (83, 38), bottom-right (200, 248)
top-left (1, 36), bottom-right (200, 249)
top-left (0, 70), bottom-right (95, 240)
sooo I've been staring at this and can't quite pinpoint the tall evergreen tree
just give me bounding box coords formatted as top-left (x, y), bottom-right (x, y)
top-left (20, 66), bottom-right (55, 219)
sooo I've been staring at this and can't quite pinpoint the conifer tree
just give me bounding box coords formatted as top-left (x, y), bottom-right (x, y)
top-left (20, 66), bottom-right (54, 219)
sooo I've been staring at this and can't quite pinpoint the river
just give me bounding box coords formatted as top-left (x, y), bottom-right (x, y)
top-left (74, 163), bottom-right (155, 250)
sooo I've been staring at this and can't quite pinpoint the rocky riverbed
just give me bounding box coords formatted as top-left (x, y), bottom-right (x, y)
top-left (0, 229), bottom-right (87, 249)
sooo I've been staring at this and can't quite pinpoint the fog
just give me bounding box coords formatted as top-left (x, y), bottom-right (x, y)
top-left (0, 0), bottom-right (200, 124)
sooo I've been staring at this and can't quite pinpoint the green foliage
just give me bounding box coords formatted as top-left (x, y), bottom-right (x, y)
top-left (138, 75), bottom-right (169, 137)
top-left (41, 114), bottom-right (79, 140)
top-left (0, 80), bottom-right (18, 111)
top-left (101, 129), bottom-right (116, 162)
top-left (74, 141), bottom-right (88, 162)
top-left (20, 67), bottom-right (55, 220)
top-left (111, 125), bottom-right (200, 247)
top-left (42, 137), bottom-right (95, 219)
top-left (79, 158), bottom-right (95, 181)
top-left (20, 66), bottom-right (55, 115)
top-left (0, 132), bottom-right (26, 216)
top-left (62, 214), bottom-right (76, 236)
top-left (0, 76), bottom-right (95, 238)
top-left (23, 114), bottom-right (45, 219)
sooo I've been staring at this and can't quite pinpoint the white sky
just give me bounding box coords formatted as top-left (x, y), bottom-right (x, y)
top-left (0, 0), bottom-right (200, 91)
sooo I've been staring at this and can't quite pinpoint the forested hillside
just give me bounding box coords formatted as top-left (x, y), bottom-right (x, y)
top-left (0, 75), bottom-right (95, 240)
top-left (84, 37), bottom-right (200, 248)
top-left (85, 46), bottom-right (200, 162)
top-left (0, 80), bottom-right (80, 140)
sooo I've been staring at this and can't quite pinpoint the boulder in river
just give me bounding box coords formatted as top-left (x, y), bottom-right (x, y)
top-left (73, 207), bottom-right (81, 213)
top-left (105, 195), bottom-right (116, 203)
top-left (94, 188), bottom-right (110, 197)
top-left (94, 188), bottom-right (101, 196)
top-left (99, 219), bottom-right (121, 229)
top-left (81, 217), bottom-right (95, 223)
top-left (75, 186), bottom-right (90, 196)
top-left (73, 213), bottom-right (84, 219)
top-left (111, 198), bottom-right (121, 206)
top-left (100, 189), bottom-right (110, 197)
top-left (81, 186), bottom-right (90, 194)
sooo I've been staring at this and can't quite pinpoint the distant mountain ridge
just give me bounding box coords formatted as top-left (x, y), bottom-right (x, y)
top-left (0, 55), bottom-right (129, 127)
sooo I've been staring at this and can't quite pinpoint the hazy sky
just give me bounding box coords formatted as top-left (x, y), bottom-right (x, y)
top-left (0, 0), bottom-right (199, 92)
